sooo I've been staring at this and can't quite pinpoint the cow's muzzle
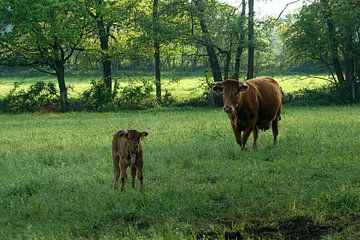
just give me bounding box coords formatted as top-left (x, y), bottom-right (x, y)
top-left (223, 105), bottom-right (234, 113)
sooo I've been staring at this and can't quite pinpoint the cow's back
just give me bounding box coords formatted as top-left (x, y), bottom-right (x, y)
top-left (246, 76), bottom-right (282, 127)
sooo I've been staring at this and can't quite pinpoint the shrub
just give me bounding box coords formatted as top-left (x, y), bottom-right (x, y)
top-left (80, 80), bottom-right (115, 111)
top-left (0, 81), bottom-right (59, 112)
top-left (284, 84), bottom-right (358, 105)
top-left (162, 89), bottom-right (176, 106)
top-left (116, 79), bottom-right (155, 109)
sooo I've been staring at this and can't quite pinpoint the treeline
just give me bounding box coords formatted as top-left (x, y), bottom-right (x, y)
top-left (285, 0), bottom-right (360, 102)
top-left (0, 0), bottom-right (359, 111)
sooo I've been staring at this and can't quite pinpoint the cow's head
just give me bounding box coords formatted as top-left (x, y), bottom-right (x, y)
top-left (212, 79), bottom-right (249, 113)
top-left (120, 130), bottom-right (148, 156)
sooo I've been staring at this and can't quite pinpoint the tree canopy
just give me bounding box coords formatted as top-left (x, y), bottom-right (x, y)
top-left (1, 0), bottom-right (360, 106)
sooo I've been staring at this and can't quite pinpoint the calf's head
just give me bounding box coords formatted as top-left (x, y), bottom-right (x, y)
top-left (120, 130), bottom-right (148, 162)
top-left (212, 79), bottom-right (249, 113)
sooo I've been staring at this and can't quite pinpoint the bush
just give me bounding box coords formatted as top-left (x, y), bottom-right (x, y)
top-left (284, 84), bottom-right (358, 105)
top-left (162, 89), bottom-right (176, 106)
top-left (0, 81), bottom-right (59, 112)
top-left (116, 79), bottom-right (155, 109)
top-left (80, 80), bottom-right (115, 111)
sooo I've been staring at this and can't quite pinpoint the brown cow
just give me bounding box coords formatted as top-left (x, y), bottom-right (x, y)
top-left (212, 76), bottom-right (282, 150)
top-left (112, 129), bottom-right (148, 191)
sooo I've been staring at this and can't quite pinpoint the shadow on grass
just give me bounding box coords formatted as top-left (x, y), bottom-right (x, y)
top-left (196, 215), bottom-right (332, 240)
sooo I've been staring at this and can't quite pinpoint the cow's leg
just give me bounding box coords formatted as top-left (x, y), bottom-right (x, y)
top-left (131, 166), bottom-right (137, 189)
top-left (113, 155), bottom-right (120, 190)
top-left (241, 121), bottom-right (256, 151)
top-left (272, 117), bottom-right (279, 144)
top-left (231, 124), bottom-right (242, 147)
top-left (120, 160), bottom-right (127, 192)
top-left (252, 126), bottom-right (259, 149)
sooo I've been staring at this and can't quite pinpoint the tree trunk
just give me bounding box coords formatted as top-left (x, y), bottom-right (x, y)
top-left (247, 0), bottom-right (255, 80)
top-left (320, 0), bottom-right (345, 84)
top-left (194, 0), bottom-right (222, 106)
top-left (97, 18), bottom-right (112, 92)
top-left (195, 1), bottom-right (222, 81)
top-left (344, 30), bottom-right (356, 101)
top-left (224, 51), bottom-right (231, 80)
top-left (153, 0), bottom-right (161, 104)
top-left (233, 45), bottom-right (243, 80)
top-left (54, 60), bottom-right (67, 111)
top-left (233, 0), bottom-right (246, 80)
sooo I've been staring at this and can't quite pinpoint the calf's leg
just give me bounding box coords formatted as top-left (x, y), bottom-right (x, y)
top-left (137, 169), bottom-right (144, 192)
top-left (120, 160), bottom-right (127, 192)
top-left (113, 155), bottom-right (120, 190)
top-left (131, 167), bottom-right (137, 188)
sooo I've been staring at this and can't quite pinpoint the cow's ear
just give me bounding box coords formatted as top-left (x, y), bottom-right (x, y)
top-left (212, 85), bottom-right (223, 93)
top-left (120, 131), bottom-right (129, 140)
top-left (238, 82), bottom-right (249, 92)
top-left (140, 132), bottom-right (148, 140)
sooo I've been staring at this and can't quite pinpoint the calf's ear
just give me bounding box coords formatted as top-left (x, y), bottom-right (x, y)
top-left (119, 131), bottom-right (129, 140)
top-left (140, 132), bottom-right (148, 140)
top-left (238, 82), bottom-right (249, 92)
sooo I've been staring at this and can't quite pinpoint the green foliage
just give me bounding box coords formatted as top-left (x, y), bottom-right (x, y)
top-left (0, 81), bottom-right (59, 112)
top-left (185, 75), bottom-right (214, 106)
top-left (0, 0), bottom-right (89, 68)
top-left (80, 80), bottom-right (115, 111)
top-left (1, 107), bottom-right (360, 239)
top-left (72, 78), bottom-right (157, 111)
top-left (284, 84), bottom-right (359, 105)
top-left (161, 89), bottom-right (176, 106)
top-left (284, 0), bottom-right (360, 86)
top-left (116, 79), bottom-right (155, 109)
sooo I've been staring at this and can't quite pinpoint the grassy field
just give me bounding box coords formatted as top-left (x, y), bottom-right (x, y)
top-left (0, 72), bottom-right (330, 99)
top-left (1, 106), bottom-right (360, 239)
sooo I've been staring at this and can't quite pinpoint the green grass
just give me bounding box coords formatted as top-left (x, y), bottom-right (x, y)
top-left (1, 106), bottom-right (360, 239)
top-left (0, 73), bottom-right (331, 100)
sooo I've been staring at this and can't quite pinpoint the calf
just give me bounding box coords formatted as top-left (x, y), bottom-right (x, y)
top-left (212, 76), bottom-right (282, 150)
top-left (112, 129), bottom-right (148, 191)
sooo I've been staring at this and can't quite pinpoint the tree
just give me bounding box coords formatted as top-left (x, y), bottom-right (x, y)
top-left (84, 0), bottom-right (133, 93)
top-left (285, 0), bottom-right (360, 101)
top-left (193, 0), bottom-right (222, 82)
top-left (0, 0), bottom-right (89, 110)
top-left (233, 0), bottom-right (246, 80)
top-left (247, 0), bottom-right (255, 79)
top-left (153, 0), bottom-right (161, 104)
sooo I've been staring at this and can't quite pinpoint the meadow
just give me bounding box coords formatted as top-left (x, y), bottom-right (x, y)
top-left (0, 71), bottom-right (330, 100)
top-left (1, 105), bottom-right (360, 239)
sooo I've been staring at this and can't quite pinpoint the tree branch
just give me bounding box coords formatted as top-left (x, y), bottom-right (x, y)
top-left (275, 0), bottom-right (301, 21)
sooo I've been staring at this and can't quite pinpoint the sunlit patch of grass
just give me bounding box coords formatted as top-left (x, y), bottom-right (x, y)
top-left (0, 73), bottom-right (332, 99)
top-left (275, 74), bottom-right (331, 93)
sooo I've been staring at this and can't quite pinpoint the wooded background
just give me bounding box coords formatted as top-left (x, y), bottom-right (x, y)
top-left (1, 0), bottom-right (359, 110)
